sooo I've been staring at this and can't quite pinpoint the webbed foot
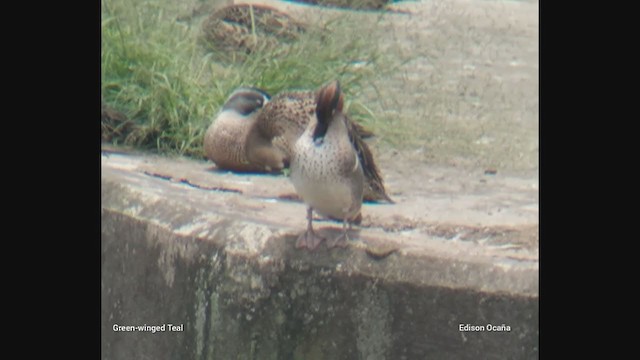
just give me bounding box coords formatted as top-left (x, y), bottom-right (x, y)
top-left (296, 230), bottom-right (325, 250)
top-left (326, 232), bottom-right (350, 248)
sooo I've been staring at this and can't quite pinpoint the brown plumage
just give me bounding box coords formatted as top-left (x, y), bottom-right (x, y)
top-left (290, 80), bottom-right (365, 249)
top-left (200, 4), bottom-right (306, 57)
top-left (204, 87), bottom-right (273, 172)
top-left (245, 84), bottom-right (393, 203)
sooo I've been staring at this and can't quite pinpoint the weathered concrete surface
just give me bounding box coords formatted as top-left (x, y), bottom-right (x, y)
top-left (101, 148), bottom-right (538, 359)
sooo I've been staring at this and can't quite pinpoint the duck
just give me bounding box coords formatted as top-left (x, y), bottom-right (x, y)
top-left (200, 3), bottom-right (306, 58)
top-left (288, 80), bottom-right (365, 249)
top-left (244, 83), bottom-right (393, 203)
top-left (204, 87), bottom-right (275, 172)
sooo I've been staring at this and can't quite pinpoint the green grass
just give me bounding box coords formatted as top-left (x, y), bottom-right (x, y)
top-left (102, 0), bottom-right (538, 173)
top-left (101, 0), bottom-right (399, 159)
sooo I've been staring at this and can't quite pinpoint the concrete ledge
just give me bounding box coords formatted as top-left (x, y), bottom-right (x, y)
top-left (101, 149), bottom-right (538, 359)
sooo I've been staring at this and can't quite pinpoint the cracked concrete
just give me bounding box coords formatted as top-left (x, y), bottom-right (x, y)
top-left (101, 146), bottom-right (538, 359)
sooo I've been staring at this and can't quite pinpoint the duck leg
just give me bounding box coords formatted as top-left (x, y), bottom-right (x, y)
top-left (296, 207), bottom-right (325, 250)
top-left (327, 217), bottom-right (351, 248)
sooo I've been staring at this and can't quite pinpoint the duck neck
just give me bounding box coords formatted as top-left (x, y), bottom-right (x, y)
top-left (313, 81), bottom-right (342, 141)
top-left (312, 116), bottom-right (331, 142)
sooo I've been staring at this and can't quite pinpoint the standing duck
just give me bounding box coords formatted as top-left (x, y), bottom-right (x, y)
top-left (204, 87), bottom-right (274, 172)
top-left (289, 80), bottom-right (365, 249)
top-left (244, 83), bottom-right (393, 203)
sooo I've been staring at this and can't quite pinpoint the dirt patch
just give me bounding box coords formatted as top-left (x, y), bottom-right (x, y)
top-left (365, 0), bottom-right (539, 173)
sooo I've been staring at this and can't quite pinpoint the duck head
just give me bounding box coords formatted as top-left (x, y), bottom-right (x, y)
top-left (313, 80), bottom-right (344, 143)
top-left (222, 87), bottom-right (271, 117)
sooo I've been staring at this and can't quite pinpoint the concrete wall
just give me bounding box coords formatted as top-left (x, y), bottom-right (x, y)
top-left (101, 152), bottom-right (538, 359)
top-left (101, 210), bottom-right (537, 360)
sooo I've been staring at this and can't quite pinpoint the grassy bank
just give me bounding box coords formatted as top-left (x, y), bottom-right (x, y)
top-left (101, 0), bottom-right (398, 158)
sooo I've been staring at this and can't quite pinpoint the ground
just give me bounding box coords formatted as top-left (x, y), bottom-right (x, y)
top-left (180, 0), bottom-right (539, 173)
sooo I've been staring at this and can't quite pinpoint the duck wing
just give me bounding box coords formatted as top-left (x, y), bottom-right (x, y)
top-left (345, 117), bottom-right (394, 203)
